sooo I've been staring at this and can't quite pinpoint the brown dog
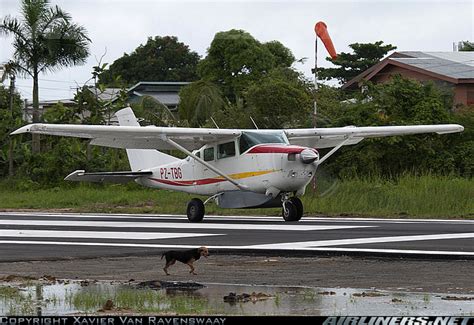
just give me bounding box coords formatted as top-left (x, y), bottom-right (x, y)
top-left (161, 246), bottom-right (209, 275)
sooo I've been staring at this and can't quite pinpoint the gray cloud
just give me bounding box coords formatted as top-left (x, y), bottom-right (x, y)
top-left (1, 0), bottom-right (472, 100)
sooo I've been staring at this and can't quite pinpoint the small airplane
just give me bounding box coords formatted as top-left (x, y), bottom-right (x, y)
top-left (12, 107), bottom-right (463, 222)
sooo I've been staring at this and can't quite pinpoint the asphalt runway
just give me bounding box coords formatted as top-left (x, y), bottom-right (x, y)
top-left (0, 212), bottom-right (473, 261)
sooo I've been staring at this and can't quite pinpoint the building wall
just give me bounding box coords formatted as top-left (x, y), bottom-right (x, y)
top-left (455, 84), bottom-right (474, 106)
top-left (369, 65), bottom-right (472, 107)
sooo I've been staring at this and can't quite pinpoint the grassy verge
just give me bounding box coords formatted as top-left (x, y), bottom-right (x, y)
top-left (0, 174), bottom-right (472, 219)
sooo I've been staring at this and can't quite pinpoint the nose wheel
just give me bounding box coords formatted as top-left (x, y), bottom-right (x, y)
top-left (187, 198), bottom-right (205, 222)
top-left (282, 197), bottom-right (303, 222)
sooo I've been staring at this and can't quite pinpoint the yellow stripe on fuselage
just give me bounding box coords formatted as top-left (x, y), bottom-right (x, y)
top-left (216, 169), bottom-right (276, 180)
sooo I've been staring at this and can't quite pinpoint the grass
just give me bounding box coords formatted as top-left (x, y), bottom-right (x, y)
top-left (0, 174), bottom-right (472, 219)
top-left (66, 286), bottom-right (211, 314)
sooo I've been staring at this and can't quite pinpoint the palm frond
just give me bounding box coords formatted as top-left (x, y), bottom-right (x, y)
top-left (21, 0), bottom-right (49, 33)
top-left (39, 21), bottom-right (90, 73)
top-left (38, 4), bottom-right (71, 34)
top-left (0, 15), bottom-right (28, 43)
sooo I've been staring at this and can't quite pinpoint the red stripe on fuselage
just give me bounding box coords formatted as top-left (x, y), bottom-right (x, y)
top-left (149, 177), bottom-right (225, 187)
top-left (247, 144), bottom-right (307, 154)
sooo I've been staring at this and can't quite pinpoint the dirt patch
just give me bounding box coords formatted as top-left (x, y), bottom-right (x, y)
top-left (441, 296), bottom-right (474, 301)
top-left (353, 291), bottom-right (387, 297)
top-left (223, 292), bottom-right (274, 303)
top-left (0, 275), bottom-right (37, 282)
top-left (0, 255), bottom-right (473, 294)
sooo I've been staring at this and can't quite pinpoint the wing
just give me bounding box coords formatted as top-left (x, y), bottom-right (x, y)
top-left (64, 170), bottom-right (152, 183)
top-left (285, 124), bottom-right (464, 149)
top-left (11, 124), bottom-right (241, 150)
top-left (12, 121), bottom-right (463, 151)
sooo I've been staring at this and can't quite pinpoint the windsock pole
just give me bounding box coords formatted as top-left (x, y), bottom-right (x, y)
top-left (313, 21), bottom-right (337, 128)
top-left (313, 35), bottom-right (318, 128)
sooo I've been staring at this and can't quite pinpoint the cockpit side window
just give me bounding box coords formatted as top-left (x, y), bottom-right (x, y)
top-left (239, 131), bottom-right (288, 154)
top-left (218, 141), bottom-right (236, 159)
top-left (204, 147), bottom-right (214, 161)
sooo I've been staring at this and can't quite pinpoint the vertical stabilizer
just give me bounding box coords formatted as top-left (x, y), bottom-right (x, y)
top-left (115, 107), bottom-right (178, 171)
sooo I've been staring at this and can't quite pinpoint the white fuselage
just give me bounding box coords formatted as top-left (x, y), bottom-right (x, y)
top-left (137, 141), bottom-right (318, 196)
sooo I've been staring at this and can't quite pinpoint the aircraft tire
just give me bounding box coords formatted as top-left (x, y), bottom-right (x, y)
top-left (187, 198), bottom-right (205, 222)
top-left (282, 201), bottom-right (299, 222)
top-left (290, 197), bottom-right (303, 221)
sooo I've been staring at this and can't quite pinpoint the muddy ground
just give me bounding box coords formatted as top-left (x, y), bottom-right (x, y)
top-left (0, 254), bottom-right (473, 294)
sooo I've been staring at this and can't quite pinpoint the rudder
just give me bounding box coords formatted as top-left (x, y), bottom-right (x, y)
top-left (115, 107), bottom-right (178, 171)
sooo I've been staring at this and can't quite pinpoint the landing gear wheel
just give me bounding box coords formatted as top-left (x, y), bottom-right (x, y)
top-left (187, 198), bottom-right (205, 223)
top-left (282, 201), bottom-right (299, 222)
top-left (290, 197), bottom-right (303, 221)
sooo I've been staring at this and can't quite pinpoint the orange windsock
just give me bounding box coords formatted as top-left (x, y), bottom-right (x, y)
top-left (314, 21), bottom-right (337, 59)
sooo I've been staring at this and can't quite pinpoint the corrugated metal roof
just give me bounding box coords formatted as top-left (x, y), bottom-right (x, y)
top-left (391, 51), bottom-right (474, 79)
top-left (139, 92), bottom-right (180, 105)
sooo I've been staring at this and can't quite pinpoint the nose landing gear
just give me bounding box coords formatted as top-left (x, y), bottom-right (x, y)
top-left (282, 195), bottom-right (303, 222)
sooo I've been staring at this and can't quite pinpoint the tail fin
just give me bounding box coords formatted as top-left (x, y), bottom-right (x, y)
top-left (115, 107), bottom-right (178, 171)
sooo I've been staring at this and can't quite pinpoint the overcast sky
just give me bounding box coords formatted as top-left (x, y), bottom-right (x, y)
top-left (0, 0), bottom-right (472, 101)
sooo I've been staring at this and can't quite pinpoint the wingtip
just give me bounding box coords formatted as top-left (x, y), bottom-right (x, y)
top-left (10, 125), bottom-right (32, 135)
top-left (436, 124), bottom-right (464, 134)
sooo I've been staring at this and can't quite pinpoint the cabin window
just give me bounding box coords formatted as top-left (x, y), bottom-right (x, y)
top-left (218, 141), bottom-right (236, 159)
top-left (195, 151), bottom-right (200, 158)
top-left (204, 147), bottom-right (214, 161)
top-left (239, 131), bottom-right (288, 154)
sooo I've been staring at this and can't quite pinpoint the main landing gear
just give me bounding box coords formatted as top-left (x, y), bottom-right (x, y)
top-left (282, 196), bottom-right (303, 222)
top-left (186, 195), bottom-right (303, 223)
top-left (187, 198), bottom-right (205, 222)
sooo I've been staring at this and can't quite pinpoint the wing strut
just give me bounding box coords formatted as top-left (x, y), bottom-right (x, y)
top-left (317, 136), bottom-right (354, 165)
top-left (162, 136), bottom-right (249, 191)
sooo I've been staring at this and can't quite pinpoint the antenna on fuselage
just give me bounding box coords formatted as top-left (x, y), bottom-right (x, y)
top-left (249, 116), bottom-right (259, 129)
top-left (210, 116), bottom-right (220, 129)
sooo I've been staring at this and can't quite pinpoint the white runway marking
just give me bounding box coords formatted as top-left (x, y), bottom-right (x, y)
top-left (2, 212), bottom-right (474, 224)
top-left (0, 219), bottom-right (375, 232)
top-left (0, 229), bottom-right (222, 240)
top-left (0, 240), bottom-right (473, 256)
top-left (248, 233), bottom-right (474, 249)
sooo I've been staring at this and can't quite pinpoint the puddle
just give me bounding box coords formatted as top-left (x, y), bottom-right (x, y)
top-left (0, 279), bottom-right (473, 315)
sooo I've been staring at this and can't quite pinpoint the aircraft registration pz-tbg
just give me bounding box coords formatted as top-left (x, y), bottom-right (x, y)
top-left (12, 107), bottom-right (464, 222)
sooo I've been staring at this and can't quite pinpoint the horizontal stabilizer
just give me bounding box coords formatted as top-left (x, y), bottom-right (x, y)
top-left (64, 170), bottom-right (152, 183)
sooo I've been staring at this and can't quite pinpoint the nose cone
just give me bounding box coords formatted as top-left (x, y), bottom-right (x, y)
top-left (300, 148), bottom-right (319, 164)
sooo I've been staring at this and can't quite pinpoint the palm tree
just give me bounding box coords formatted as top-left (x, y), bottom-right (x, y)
top-left (0, 0), bottom-right (90, 153)
top-left (178, 80), bottom-right (227, 127)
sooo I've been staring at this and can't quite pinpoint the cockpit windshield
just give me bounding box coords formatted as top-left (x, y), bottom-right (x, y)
top-left (239, 131), bottom-right (288, 154)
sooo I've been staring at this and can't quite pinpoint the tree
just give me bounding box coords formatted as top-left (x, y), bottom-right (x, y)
top-left (178, 80), bottom-right (226, 127)
top-left (245, 77), bottom-right (312, 129)
top-left (458, 41), bottom-right (474, 51)
top-left (0, 0), bottom-right (90, 153)
top-left (262, 41), bottom-right (295, 68)
top-left (0, 83), bottom-right (23, 178)
top-left (244, 68), bottom-right (312, 129)
top-left (98, 36), bottom-right (200, 86)
top-left (318, 41), bottom-right (396, 84)
top-left (197, 29), bottom-right (295, 101)
top-left (321, 76), bottom-right (459, 177)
